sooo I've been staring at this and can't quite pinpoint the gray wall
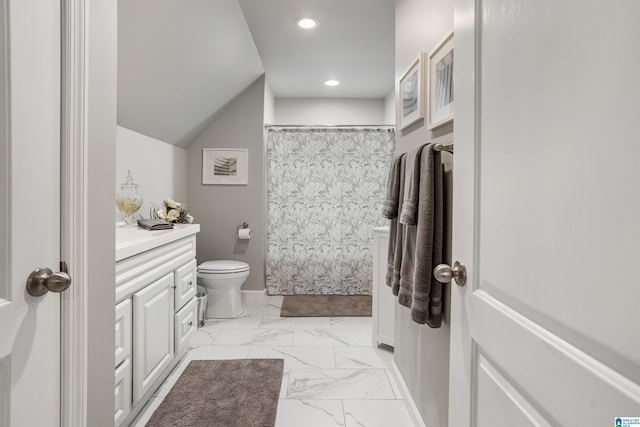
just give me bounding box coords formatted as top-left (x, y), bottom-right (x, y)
top-left (187, 76), bottom-right (267, 291)
top-left (87, 0), bottom-right (117, 422)
top-left (393, 0), bottom-right (454, 426)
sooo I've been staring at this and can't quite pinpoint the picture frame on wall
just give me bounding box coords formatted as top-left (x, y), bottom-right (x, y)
top-left (427, 30), bottom-right (454, 130)
top-left (398, 52), bottom-right (426, 130)
top-left (202, 148), bottom-right (248, 185)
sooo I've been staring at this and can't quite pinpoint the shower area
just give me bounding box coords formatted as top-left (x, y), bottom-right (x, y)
top-left (265, 126), bottom-right (395, 295)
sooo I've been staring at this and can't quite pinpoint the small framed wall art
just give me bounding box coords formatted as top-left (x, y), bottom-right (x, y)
top-left (398, 52), bottom-right (426, 130)
top-left (202, 148), bottom-right (248, 185)
top-left (427, 30), bottom-right (454, 130)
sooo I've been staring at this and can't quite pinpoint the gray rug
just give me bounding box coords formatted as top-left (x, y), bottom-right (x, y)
top-left (280, 295), bottom-right (372, 317)
top-left (146, 359), bottom-right (284, 427)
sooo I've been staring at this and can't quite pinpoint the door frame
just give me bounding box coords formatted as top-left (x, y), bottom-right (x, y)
top-left (60, 0), bottom-right (89, 424)
top-left (449, 0), bottom-right (478, 423)
top-left (0, 0), bottom-right (9, 306)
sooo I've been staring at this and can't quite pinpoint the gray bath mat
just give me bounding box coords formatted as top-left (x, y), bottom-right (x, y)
top-left (146, 359), bottom-right (284, 427)
top-left (280, 295), bottom-right (372, 317)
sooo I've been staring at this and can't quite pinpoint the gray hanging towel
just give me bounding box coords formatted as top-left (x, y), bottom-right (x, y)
top-left (410, 144), bottom-right (444, 328)
top-left (382, 154), bottom-right (407, 295)
top-left (382, 153), bottom-right (405, 219)
top-left (398, 144), bottom-right (426, 226)
top-left (397, 144), bottom-right (426, 307)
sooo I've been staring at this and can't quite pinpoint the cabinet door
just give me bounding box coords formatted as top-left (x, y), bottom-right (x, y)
top-left (174, 259), bottom-right (197, 310)
top-left (132, 273), bottom-right (175, 403)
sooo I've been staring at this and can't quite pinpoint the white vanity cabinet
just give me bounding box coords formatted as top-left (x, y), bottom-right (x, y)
top-left (372, 226), bottom-right (394, 347)
top-left (115, 224), bottom-right (200, 426)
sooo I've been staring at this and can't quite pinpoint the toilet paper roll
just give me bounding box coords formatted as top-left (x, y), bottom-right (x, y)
top-left (237, 228), bottom-right (251, 240)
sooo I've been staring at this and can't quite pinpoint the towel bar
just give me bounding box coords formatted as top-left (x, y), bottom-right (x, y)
top-left (433, 143), bottom-right (454, 154)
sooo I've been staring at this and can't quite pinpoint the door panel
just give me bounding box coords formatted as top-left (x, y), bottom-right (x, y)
top-left (451, 0), bottom-right (640, 424)
top-left (472, 291), bottom-right (639, 424)
top-left (476, 354), bottom-right (550, 427)
top-left (479, 0), bottom-right (640, 375)
top-left (0, 0), bottom-right (61, 424)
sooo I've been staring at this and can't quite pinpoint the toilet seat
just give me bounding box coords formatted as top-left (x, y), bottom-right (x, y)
top-left (199, 260), bottom-right (249, 274)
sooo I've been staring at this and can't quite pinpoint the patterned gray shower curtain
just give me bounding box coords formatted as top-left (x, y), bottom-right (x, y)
top-left (266, 127), bottom-right (395, 295)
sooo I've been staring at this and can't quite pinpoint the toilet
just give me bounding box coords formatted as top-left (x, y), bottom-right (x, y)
top-left (197, 260), bottom-right (250, 318)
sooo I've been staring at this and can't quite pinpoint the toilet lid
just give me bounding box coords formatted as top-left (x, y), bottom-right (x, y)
top-left (199, 260), bottom-right (249, 274)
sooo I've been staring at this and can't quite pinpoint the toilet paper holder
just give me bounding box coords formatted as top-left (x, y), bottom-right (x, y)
top-left (236, 222), bottom-right (251, 240)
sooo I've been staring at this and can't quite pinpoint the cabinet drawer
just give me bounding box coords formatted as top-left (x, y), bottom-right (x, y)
top-left (174, 259), bottom-right (197, 311)
top-left (115, 299), bottom-right (132, 368)
top-left (114, 357), bottom-right (131, 427)
top-left (175, 297), bottom-right (197, 354)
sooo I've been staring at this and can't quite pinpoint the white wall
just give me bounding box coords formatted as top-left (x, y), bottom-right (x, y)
top-left (393, 0), bottom-right (454, 426)
top-left (384, 90), bottom-right (396, 125)
top-left (264, 78), bottom-right (275, 124)
top-left (116, 126), bottom-right (188, 221)
top-left (86, 0), bottom-right (117, 423)
top-left (274, 98), bottom-right (388, 125)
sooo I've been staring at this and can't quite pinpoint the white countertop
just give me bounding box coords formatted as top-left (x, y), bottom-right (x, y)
top-left (115, 223), bottom-right (200, 261)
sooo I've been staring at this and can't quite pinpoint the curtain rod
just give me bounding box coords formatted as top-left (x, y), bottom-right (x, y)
top-left (265, 124), bottom-right (395, 130)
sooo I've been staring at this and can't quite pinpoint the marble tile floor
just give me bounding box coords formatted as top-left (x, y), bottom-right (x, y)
top-left (131, 293), bottom-right (414, 427)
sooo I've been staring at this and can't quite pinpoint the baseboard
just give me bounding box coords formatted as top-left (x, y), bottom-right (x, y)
top-left (390, 361), bottom-right (426, 427)
top-left (241, 289), bottom-right (267, 303)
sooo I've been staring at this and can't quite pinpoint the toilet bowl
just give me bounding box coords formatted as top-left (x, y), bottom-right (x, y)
top-left (197, 260), bottom-right (249, 319)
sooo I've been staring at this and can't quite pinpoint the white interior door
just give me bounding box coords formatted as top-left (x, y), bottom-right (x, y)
top-left (449, 0), bottom-right (640, 425)
top-left (0, 0), bottom-right (62, 425)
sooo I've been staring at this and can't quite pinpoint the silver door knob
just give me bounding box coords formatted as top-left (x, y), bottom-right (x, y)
top-left (26, 267), bottom-right (72, 296)
top-left (434, 261), bottom-right (467, 286)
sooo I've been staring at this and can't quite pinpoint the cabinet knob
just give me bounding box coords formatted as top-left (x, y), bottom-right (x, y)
top-left (188, 321), bottom-right (193, 327)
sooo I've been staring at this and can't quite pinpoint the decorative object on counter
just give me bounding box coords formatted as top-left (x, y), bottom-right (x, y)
top-left (202, 148), bottom-right (248, 185)
top-left (137, 218), bottom-right (174, 230)
top-left (152, 198), bottom-right (194, 224)
top-left (116, 170), bottom-right (143, 225)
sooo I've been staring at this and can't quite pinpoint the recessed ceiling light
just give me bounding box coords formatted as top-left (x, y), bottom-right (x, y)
top-left (324, 80), bottom-right (340, 87)
top-left (297, 18), bottom-right (318, 29)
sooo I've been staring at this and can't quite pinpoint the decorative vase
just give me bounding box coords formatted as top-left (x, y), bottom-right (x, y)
top-left (116, 170), bottom-right (143, 225)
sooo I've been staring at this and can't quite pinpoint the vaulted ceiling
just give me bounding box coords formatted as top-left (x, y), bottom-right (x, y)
top-left (117, 0), bottom-right (394, 148)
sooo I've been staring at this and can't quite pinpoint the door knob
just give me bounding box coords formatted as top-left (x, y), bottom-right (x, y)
top-left (26, 267), bottom-right (72, 296)
top-left (434, 261), bottom-right (467, 286)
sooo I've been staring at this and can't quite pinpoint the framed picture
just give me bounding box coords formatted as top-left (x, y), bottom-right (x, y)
top-left (202, 148), bottom-right (248, 185)
top-left (427, 30), bottom-right (454, 130)
top-left (398, 52), bottom-right (426, 130)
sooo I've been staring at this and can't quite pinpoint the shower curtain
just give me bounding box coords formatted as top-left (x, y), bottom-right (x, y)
top-left (266, 127), bottom-right (395, 295)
